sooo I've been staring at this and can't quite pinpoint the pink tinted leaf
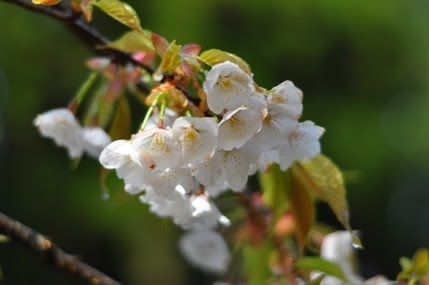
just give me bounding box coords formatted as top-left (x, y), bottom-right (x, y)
top-left (181, 44), bottom-right (201, 56)
top-left (152, 33), bottom-right (170, 57)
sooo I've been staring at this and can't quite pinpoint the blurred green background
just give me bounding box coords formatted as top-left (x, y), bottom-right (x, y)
top-left (1, 0), bottom-right (429, 284)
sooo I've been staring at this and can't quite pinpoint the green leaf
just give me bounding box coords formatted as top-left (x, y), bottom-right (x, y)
top-left (102, 30), bottom-right (154, 53)
top-left (399, 257), bottom-right (412, 270)
top-left (199, 49), bottom-right (252, 75)
top-left (0, 234), bottom-right (9, 243)
top-left (159, 41), bottom-right (182, 73)
top-left (397, 249), bottom-right (429, 283)
top-left (292, 155), bottom-right (363, 249)
top-left (259, 164), bottom-right (289, 218)
top-left (259, 164), bottom-right (315, 246)
top-left (93, 0), bottom-right (142, 31)
top-left (109, 96), bottom-right (131, 140)
top-left (243, 243), bottom-right (273, 285)
top-left (97, 90), bottom-right (115, 128)
top-left (295, 257), bottom-right (349, 282)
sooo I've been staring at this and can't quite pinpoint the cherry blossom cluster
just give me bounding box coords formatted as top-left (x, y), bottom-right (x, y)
top-left (97, 61), bottom-right (324, 273)
top-left (34, 60), bottom-right (324, 274)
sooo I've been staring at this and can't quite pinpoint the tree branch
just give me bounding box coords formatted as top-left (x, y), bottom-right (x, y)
top-left (0, 212), bottom-right (123, 285)
top-left (1, 0), bottom-right (151, 93)
top-left (1, 0), bottom-right (109, 47)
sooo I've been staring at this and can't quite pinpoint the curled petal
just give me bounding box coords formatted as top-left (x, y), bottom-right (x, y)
top-left (99, 140), bottom-right (132, 169)
top-left (179, 230), bottom-right (230, 274)
top-left (83, 127), bottom-right (111, 158)
top-left (33, 108), bottom-right (84, 158)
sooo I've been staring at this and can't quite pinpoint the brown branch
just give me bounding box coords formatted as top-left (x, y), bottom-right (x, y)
top-left (1, 0), bottom-right (152, 93)
top-left (0, 212), bottom-right (122, 285)
top-left (1, 0), bottom-right (109, 47)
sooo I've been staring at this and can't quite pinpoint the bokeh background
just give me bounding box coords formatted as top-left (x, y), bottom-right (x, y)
top-left (1, 0), bottom-right (429, 284)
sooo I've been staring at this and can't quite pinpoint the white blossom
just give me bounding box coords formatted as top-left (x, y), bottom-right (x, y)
top-left (99, 139), bottom-right (149, 194)
top-left (192, 150), bottom-right (226, 188)
top-left (172, 117), bottom-right (218, 166)
top-left (204, 182), bottom-right (232, 198)
top-left (130, 127), bottom-right (182, 171)
top-left (268, 80), bottom-right (303, 119)
top-left (33, 108), bottom-right (84, 158)
top-left (82, 127), bottom-right (111, 158)
top-left (179, 230), bottom-right (230, 274)
top-left (144, 167), bottom-right (195, 199)
top-left (363, 276), bottom-right (393, 285)
top-left (194, 149), bottom-right (250, 192)
top-left (99, 139), bottom-right (133, 169)
top-left (116, 160), bottom-right (151, 194)
top-left (317, 231), bottom-right (363, 285)
top-left (217, 106), bottom-right (266, 151)
top-left (277, 120), bottom-right (325, 171)
top-left (248, 104), bottom-right (299, 153)
top-left (189, 195), bottom-right (227, 230)
top-left (203, 61), bottom-right (256, 114)
top-left (140, 186), bottom-right (194, 226)
top-left (146, 108), bottom-right (178, 129)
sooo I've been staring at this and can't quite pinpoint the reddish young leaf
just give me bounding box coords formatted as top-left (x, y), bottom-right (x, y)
top-left (289, 173), bottom-right (315, 247)
top-left (152, 33), bottom-right (170, 57)
top-left (109, 96), bottom-right (131, 140)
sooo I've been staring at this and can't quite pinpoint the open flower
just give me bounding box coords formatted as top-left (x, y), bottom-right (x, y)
top-left (248, 104), bottom-right (299, 154)
top-left (130, 127), bottom-right (182, 171)
top-left (82, 127), bottom-right (111, 159)
top-left (179, 230), bottom-right (230, 274)
top-left (276, 120), bottom-right (325, 170)
top-left (316, 231), bottom-right (363, 285)
top-left (268, 80), bottom-right (303, 119)
top-left (217, 106), bottom-right (266, 151)
top-left (140, 186), bottom-right (194, 226)
top-left (99, 139), bottom-right (149, 194)
top-left (172, 117), bottom-right (218, 166)
top-left (194, 149), bottom-right (250, 191)
top-left (188, 194), bottom-right (227, 230)
top-left (33, 108), bottom-right (84, 158)
top-left (203, 61), bottom-right (257, 114)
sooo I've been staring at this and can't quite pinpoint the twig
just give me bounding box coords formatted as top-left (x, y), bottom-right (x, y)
top-left (0, 212), bottom-right (123, 285)
top-left (1, 0), bottom-right (108, 47)
top-left (1, 0), bottom-right (152, 93)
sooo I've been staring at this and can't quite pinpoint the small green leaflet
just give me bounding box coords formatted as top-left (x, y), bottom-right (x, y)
top-left (93, 0), bottom-right (142, 31)
top-left (103, 30), bottom-right (155, 53)
top-left (295, 257), bottom-right (349, 282)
